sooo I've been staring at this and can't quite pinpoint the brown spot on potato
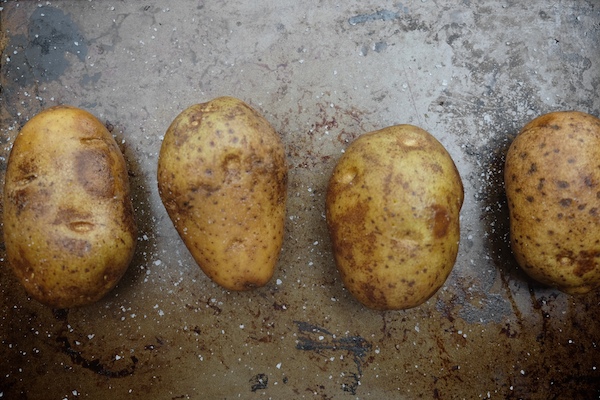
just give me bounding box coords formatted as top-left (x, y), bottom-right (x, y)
top-left (574, 251), bottom-right (600, 277)
top-left (537, 178), bottom-right (545, 191)
top-left (359, 281), bottom-right (386, 309)
top-left (75, 149), bottom-right (114, 197)
top-left (56, 237), bottom-right (92, 258)
top-left (223, 153), bottom-right (242, 182)
top-left (11, 188), bottom-right (31, 214)
top-left (559, 198), bottom-right (572, 207)
top-left (528, 163), bottom-right (537, 174)
top-left (431, 205), bottom-right (450, 238)
top-left (430, 163), bottom-right (443, 174)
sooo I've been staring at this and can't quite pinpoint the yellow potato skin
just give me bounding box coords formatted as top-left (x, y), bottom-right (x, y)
top-left (505, 111), bottom-right (600, 294)
top-left (326, 125), bottom-right (464, 310)
top-left (3, 105), bottom-right (137, 308)
top-left (157, 97), bottom-right (288, 291)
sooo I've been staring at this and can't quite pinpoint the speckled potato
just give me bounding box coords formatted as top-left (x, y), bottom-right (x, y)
top-left (326, 125), bottom-right (464, 310)
top-left (3, 105), bottom-right (137, 308)
top-left (505, 111), bottom-right (600, 294)
top-left (157, 97), bottom-right (288, 291)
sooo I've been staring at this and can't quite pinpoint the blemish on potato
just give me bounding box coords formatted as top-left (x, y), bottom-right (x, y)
top-left (559, 198), bottom-right (572, 207)
top-left (56, 237), bottom-right (92, 258)
top-left (537, 178), bottom-right (545, 190)
top-left (75, 149), bottom-right (114, 197)
top-left (527, 163), bottom-right (537, 174)
top-left (431, 205), bottom-right (450, 238)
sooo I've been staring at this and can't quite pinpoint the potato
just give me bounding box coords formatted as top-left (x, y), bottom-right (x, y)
top-left (505, 111), bottom-right (600, 294)
top-left (157, 97), bottom-right (287, 291)
top-left (326, 125), bottom-right (464, 310)
top-left (3, 105), bottom-right (137, 308)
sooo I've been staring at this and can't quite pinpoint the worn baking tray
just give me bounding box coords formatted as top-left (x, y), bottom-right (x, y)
top-left (1, 1), bottom-right (599, 398)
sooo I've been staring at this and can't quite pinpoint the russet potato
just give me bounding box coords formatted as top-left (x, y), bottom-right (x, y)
top-left (3, 105), bottom-right (137, 308)
top-left (326, 125), bottom-right (464, 310)
top-left (157, 97), bottom-right (288, 290)
top-left (505, 111), bottom-right (600, 294)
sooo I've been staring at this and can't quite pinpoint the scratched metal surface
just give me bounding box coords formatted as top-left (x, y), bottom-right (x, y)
top-left (1, 1), bottom-right (599, 399)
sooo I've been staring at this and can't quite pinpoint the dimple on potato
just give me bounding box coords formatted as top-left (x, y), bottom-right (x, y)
top-left (3, 105), bottom-right (137, 308)
top-left (157, 96), bottom-right (288, 291)
top-left (505, 111), bottom-right (600, 294)
top-left (326, 125), bottom-right (464, 310)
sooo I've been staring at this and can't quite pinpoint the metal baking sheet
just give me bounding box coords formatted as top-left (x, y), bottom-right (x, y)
top-left (1, 1), bottom-right (599, 398)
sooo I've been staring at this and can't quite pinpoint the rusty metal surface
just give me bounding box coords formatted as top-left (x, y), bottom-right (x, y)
top-left (1, 1), bottom-right (599, 399)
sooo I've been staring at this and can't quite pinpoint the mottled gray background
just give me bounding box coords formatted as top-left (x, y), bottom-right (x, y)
top-left (1, 1), bottom-right (599, 399)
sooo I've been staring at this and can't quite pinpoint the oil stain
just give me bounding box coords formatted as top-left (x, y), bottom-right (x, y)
top-left (294, 321), bottom-right (372, 395)
top-left (4, 6), bottom-right (87, 84)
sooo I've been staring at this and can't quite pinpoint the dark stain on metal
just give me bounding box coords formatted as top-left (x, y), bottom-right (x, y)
top-left (348, 9), bottom-right (403, 26)
top-left (56, 335), bottom-right (138, 378)
top-left (5, 6), bottom-right (87, 84)
top-left (294, 321), bottom-right (372, 395)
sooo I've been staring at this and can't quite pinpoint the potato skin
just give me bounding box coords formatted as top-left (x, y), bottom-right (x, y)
top-left (505, 111), bottom-right (600, 294)
top-left (157, 97), bottom-right (287, 291)
top-left (3, 105), bottom-right (137, 308)
top-left (326, 125), bottom-right (464, 310)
